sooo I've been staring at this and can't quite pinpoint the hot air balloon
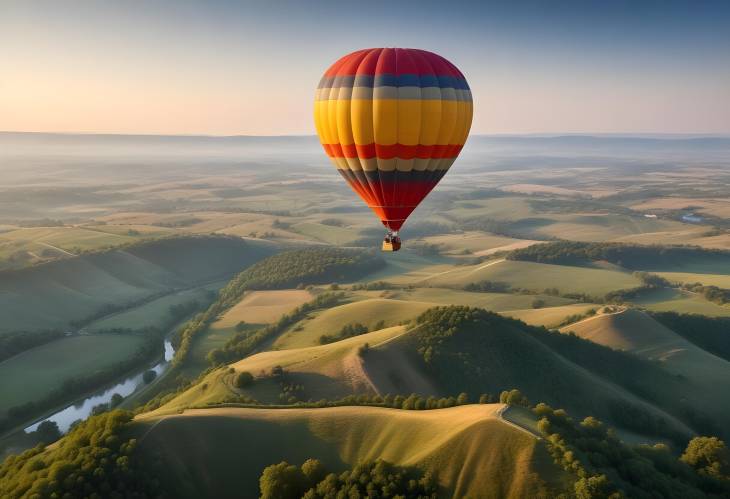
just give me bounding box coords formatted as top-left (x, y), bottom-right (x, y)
top-left (314, 48), bottom-right (472, 251)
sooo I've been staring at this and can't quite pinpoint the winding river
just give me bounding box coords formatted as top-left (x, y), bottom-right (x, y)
top-left (25, 338), bottom-right (175, 434)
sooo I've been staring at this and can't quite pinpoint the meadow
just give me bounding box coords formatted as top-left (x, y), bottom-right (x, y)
top-left (3, 133), bottom-right (730, 497)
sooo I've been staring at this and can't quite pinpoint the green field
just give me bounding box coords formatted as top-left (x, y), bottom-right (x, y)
top-left (136, 404), bottom-right (559, 499)
top-left (629, 288), bottom-right (730, 316)
top-left (403, 259), bottom-right (640, 296)
top-left (0, 334), bottom-right (146, 417)
top-left (87, 282), bottom-right (224, 332)
top-left (0, 236), bottom-right (273, 333)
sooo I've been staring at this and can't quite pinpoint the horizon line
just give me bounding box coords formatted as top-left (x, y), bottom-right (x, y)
top-left (2, 130), bottom-right (730, 139)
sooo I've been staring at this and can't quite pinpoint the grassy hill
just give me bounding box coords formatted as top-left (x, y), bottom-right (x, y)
top-left (389, 259), bottom-right (640, 296)
top-left (561, 309), bottom-right (730, 434)
top-left (135, 404), bottom-right (561, 498)
top-left (151, 306), bottom-right (709, 441)
top-left (0, 235), bottom-right (275, 334)
top-left (0, 334), bottom-right (147, 416)
top-left (273, 298), bottom-right (431, 349)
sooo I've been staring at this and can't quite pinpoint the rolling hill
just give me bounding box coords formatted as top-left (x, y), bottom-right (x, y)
top-left (135, 404), bottom-right (561, 498)
top-left (561, 309), bottom-right (730, 434)
top-left (151, 306), bottom-right (703, 442)
top-left (0, 235), bottom-right (276, 334)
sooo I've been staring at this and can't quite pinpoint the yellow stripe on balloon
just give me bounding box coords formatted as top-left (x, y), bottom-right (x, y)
top-left (316, 100), bottom-right (472, 147)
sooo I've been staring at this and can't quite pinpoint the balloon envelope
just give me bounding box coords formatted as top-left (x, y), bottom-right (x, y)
top-left (314, 48), bottom-right (472, 232)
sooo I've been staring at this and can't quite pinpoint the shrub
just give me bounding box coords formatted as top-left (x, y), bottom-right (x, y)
top-left (235, 371), bottom-right (254, 388)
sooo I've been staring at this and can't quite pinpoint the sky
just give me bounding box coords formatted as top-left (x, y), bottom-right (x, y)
top-left (1, 0), bottom-right (729, 135)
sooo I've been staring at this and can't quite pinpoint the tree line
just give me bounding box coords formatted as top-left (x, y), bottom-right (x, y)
top-left (259, 459), bottom-right (437, 499)
top-left (508, 240), bottom-right (730, 269)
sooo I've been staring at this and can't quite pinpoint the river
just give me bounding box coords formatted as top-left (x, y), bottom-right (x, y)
top-left (25, 338), bottom-right (175, 434)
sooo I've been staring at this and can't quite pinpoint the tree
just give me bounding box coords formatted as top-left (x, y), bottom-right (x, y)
top-left (300, 458), bottom-right (326, 485)
top-left (235, 371), bottom-right (254, 388)
top-left (235, 321), bottom-right (247, 332)
top-left (500, 388), bottom-right (529, 407)
top-left (259, 461), bottom-right (306, 499)
top-left (681, 436), bottom-right (730, 479)
top-left (110, 393), bottom-right (124, 407)
top-left (479, 393), bottom-right (491, 404)
top-left (457, 392), bottom-right (469, 405)
top-left (531, 298), bottom-right (546, 309)
top-left (574, 474), bottom-right (611, 499)
top-left (35, 420), bottom-right (61, 444)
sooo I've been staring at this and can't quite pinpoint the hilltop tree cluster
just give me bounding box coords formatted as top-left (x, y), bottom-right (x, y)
top-left (259, 459), bottom-right (437, 499)
top-left (223, 247), bottom-right (384, 292)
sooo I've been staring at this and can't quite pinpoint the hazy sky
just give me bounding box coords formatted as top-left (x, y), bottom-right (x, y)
top-left (2, 0), bottom-right (729, 135)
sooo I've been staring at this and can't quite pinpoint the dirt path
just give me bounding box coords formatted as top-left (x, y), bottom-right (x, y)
top-left (497, 405), bottom-right (541, 439)
top-left (36, 241), bottom-right (76, 256)
top-left (469, 258), bottom-right (506, 274)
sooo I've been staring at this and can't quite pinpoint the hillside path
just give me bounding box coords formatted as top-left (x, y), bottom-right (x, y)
top-left (497, 405), bottom-right (541, 440)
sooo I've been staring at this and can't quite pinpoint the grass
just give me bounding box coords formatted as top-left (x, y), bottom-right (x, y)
top-left (530, 214), bottom-right (690, 242)
top-left (273, 298), bottom-right (428, 349)
top-left (628, 288), bottom-right (730, 316)
top-left (0, 226), bottom-right (133, 254)
top-left (372, 288), bottom-right (574, 310)
top-left (504, 303), bottom-right (600, 328)
top-left (656, 271), bottom-right (730, 288)
top-left (0, 334), bottom-right (146, 417)
top-left (135, 404), bottom-right (559, 499)
top-left (154, 312), bottom-right (696, 441)
top-left (360, 249), bottom-right (452, 283)
top-left (176, 289), bottom-right (316, 379)
top-left (87, 282), bottom-right (224, 332)
top-left (212, 290), bottom-right (314, 329)
top-left (415, 231), bottom-right (528, 256)
top-left (153, 326), bottom-right (407, 411)
top-left (0, 236), bottom-right (272, 334)
top-left (289, 221), bottom-right (365, 245)
top-left (414, 260), bottom-right (640, 296)
top-left (560, 309), bottom-right (730, 427)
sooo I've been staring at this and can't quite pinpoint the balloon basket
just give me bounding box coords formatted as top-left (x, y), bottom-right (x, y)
top-left (382, 233), bottom-right (401, 252)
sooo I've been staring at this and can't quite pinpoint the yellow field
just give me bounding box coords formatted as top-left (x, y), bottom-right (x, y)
top-left (416, 231), bottom-right (531, 255)
top-left (273, 299), bottom-right (430, 349)
top-left (504, 303), bottom-right (600, 328)
top-left (136, 404), bottom-right (559, 498)
top-left (213, 289), bottom-right (314, 328)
